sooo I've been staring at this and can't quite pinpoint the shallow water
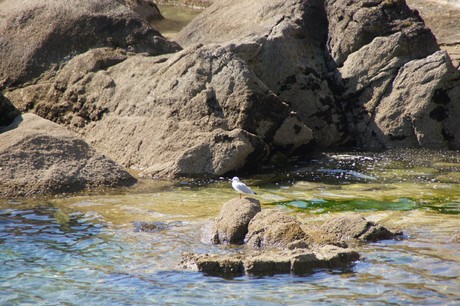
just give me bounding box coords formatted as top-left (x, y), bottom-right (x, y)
top-left (1, 149), bottom-right (460, 305)
top-left (151, 5), bottom-right (203, 39)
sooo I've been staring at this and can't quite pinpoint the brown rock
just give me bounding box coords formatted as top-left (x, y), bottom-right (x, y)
top-left (184, 247), bottom-right (360, 277)
top-left (320, 214), bottom-right (397, 242)
top-left (211, 198), bottom-right (261, 244)
top-left (6, 44), bottom-right (312, 178)
top-left (0, 113), bottom-right (136, 197)
top-left (0, 0), bottom-right (180, 88)
top-left (176, 0), bottom-right (346, 147)
top-left (245, 210), bottom-right (309, 249)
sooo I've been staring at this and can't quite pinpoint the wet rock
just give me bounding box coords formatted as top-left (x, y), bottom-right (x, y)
top-left (183, 246), bottom-right (360, 277)
top-left (0, 93), bottom-right (20, 127)
top-left (0, 0), bottom-right (180, 88)
top-left (0, 113), bottom-right (136, 197)
top-left (320, 214), bottom-right (398, 242)
top-left (245, 210), bottom-right (309, 249)
top-left (133, 221), bottom-right (169, 232)
top-left (194, 254), bottom-right (245, 277)
top-left (211, 198), bottom-right (261, 244)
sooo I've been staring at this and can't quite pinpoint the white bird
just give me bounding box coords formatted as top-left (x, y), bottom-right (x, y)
top-left (231, 177), bottom-right (256, 198)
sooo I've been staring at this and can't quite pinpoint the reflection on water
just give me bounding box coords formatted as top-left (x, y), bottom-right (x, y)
top-left (1, 149), bottom-right (460, 304)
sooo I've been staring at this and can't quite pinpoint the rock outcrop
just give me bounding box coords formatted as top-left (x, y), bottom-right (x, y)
top-left (6, 45), bottom-right (313, 177)
top-left (0, 0), bottom-right (180, 88)
top-left (3, 0), bottom-right (460, 179)
top-left (184, 198), bottom-right (400, 277)
top-left (0, 113), bottom-right (136, 197)
top-left (326, 0), bottom-right (460, 149)
top-left (176, 0), bottom-right (460, 150)
top-left (176, 0), bottom-right (346, 147)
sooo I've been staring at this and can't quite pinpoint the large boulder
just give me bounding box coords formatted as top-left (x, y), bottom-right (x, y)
top-left (0, 113), bottom-right (136, 197)
top-left (6, 45), bottom-right (313, 177)
top-left (176, 0), bottom-right (460, 150)
top-left (176, 0), bottom-right (347, 147)
top-left (325, 0), bottom-right (460, 149)
top-left (0, 0), bottom-right (180, 88)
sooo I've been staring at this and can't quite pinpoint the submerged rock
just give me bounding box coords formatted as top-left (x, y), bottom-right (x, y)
top-left (0, 113), bottom-right (136, 197)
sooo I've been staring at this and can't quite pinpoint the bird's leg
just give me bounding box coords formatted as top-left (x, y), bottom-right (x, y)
top-left (240, 193), bottom-right (242, 199)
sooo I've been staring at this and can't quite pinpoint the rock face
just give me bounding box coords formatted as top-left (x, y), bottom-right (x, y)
top-left (0, 113), bottom-right (136, 197)
top-left (326, 0), bottom-right (460, 149)
top-left (6, 45), bottom-right (313, 177)
top-left (3, 0), bottom-right (460, 179)
top-left (0, 0), bottom-right (180, 88)
top-left (176, 0), bottom-right (346, 147)
top-left (176, 0), bottom-right (460, 150)
top-left (186, 198), bottom-right (400, 277)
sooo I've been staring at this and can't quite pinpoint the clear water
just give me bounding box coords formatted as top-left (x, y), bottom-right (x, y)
top-left (1, 149), bottom-right (460, 305)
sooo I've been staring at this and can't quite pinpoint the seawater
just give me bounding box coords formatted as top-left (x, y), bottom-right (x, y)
top-left (1, 149), bottom-right (459, 305)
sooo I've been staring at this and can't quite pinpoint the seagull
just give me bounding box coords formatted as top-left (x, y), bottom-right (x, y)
top-left (231, 177), bottom-right (256, 198)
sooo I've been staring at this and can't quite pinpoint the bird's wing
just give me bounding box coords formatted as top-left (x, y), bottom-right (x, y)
top-left (237, 182), bottom-right (255, 194)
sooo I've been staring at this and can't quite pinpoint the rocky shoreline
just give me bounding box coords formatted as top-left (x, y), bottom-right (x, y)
top-left (1, 0), bottom-right (460, 196)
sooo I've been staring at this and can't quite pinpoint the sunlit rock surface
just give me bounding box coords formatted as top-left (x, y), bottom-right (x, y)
top-left (0, 113), bottom-right (136, 197)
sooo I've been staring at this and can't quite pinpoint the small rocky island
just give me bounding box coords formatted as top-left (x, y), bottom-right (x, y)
top-left (180, 197), bottom-right (400, 276)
